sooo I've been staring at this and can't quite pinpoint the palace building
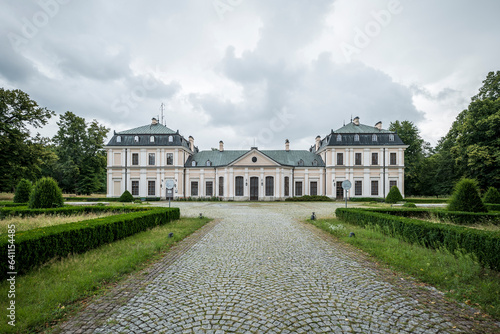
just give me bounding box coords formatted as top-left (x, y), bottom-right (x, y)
top-left (105, 117), bottom-right (407, 200)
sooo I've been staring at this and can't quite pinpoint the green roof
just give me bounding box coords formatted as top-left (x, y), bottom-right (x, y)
top-left (117, 123), bottom-right (177, 135)
top-left (334, 122), bottom-right (392, 134)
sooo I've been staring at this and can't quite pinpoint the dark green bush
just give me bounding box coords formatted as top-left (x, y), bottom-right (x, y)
top-left (0, 205), bottom-right (150, 219)
top-left (335, 208), bottom-right (500, 270)
top-left (402, 202), bottom-right (417, 208)
top-left (28, 177), bottom-right (64, 209)
top-left (285, 195), bottom-right (332, 202)
top-left (448, 179), bottom-right (487, 213)
top-left (385, 186), bottom-right (403, 203)
top-left (119, 190), bottom-right (134, 202)
top-left (0, 207), bottom-right (180, 279)
top-left (483, 187), bottom-right (500, 204)
top-left (13, 179), bottom-right (32, 203)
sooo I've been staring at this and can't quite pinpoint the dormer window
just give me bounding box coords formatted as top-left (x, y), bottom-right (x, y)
top-left (192, 161), bottom-right (197, 167)
top-left (336, 134), bottom-right (342, 142)
top-left (389, 134), bottom-right (395, 142)
top-left (354, 134), bottom-right (359, 142)
top-left (134, 136), bottom-right (139, 143)
top-left (150, 136), bottom-right (155, 143)
top-left (206, 160), bottom-right (212, 166)
top-left (298, 159), bottom-right (304, 166)
top-left (116, 136), bottom-right (121, 143)
top-left (372, 134), bottom-right (378, 142)
top-left (312, 159), bottom-right (318, 166)
top-left (168, 135), bottom-right (173, 143)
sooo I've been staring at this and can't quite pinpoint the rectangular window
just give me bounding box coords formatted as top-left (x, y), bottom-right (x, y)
top-left (148, 181), bottom-right (155, 196)
top-left (310, 181), bottom-right (318, 196)
top-left (265, 176), bottom-right (274, 196)
top-left (390, 180), bottom-right (397, 189)
top-left (355, 181), bottom-right (362, 196)
top-left (371, 180), bottom-right (379, 196)
top-left (132, 181), bottom-right (139, 196)
top-left (219, 177), bottom-right (224, 197)
top-left (284, 176), bottom-right (290, 197)
top-left (148, 153), bottom-right (155, 166)
top-left (132, 153), bottom-right (139, 166)
top-left (206, 181), bottom-right (213, 197)
top-left (166, 153), bottom-right (173, 165)
top-left (337, 153), bottom-right (343, 165)
top-left (355, 153), bottom-right (362, 166)
top-left (372, 153), bottom-right (378, 165)
top-left (390, 152), bottom-right (397, 165)
top-left (295, 181), bottom-right (303, 197)
top-left (191, 181), bottom-right (198, 196)
top-left (235, 176), bottom-right (244, 196)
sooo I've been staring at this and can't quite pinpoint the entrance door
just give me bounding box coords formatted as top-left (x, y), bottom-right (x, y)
top-left (336, 181), bottom-right (344, 200)
top-left (250, 177), bottom-right (259, 201)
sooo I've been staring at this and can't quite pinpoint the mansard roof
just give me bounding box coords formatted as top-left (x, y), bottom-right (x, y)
top-left (185, 149), bottom-right (325, 168)
top-left (117, 123), bottom-right (177, 135)
top-left (334, 122), bottom-right (393, 134)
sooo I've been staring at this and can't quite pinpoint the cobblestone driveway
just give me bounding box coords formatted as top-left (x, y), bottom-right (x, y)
top-left (58, 202), bottom-right (499, 333)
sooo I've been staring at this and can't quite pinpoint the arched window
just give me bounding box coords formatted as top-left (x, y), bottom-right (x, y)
top-left (312, 159), bottom-right (318, 166)
top-left (134, 136), bottom-right (139, 143)
top-left (168, 135), bottom-right (173, 143)
top-left (191, 161), bottom-right (197, 167)
top-left (336, 134), bottom-right (342, 142)
top-left (354, 134), bottom-right (359, 142)
top-left (150, 136), bottom-right (155, 143)
top-left (116, 136), bottom-right (121, 143)
top-left (389, 134), bottom-right (395, 142)
top-left (265, 176), bottom-right (274, 196)
top-left (372, 134), bottom-right (378, 142)
top-left (206, 160), bottom-right (212, 166)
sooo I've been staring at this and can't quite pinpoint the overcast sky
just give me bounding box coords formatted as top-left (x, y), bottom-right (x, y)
top-left (1, 0), bottom-right (499, 150)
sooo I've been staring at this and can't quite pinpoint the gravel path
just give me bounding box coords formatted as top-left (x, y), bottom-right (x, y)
top-left (57, 202), bottom-right (499, 333)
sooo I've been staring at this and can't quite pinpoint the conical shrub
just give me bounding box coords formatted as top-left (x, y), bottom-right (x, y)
top-left (447, 178), bottom-right (487, 212)
top-left (119, 190), bottom-right (134, 202)
top-left (28, 177), bottom-right (64, 209)
top-left (13, 179), bottom-right (32, 203)
top-left (483, 187), bottom-right (500, 204)
top-left (385, 186), bottom-right (403, 203)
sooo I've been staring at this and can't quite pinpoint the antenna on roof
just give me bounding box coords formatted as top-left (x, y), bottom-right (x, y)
top-left (343, 120), bottom-right (345, 126)
top-left (350, 114), bottom-right (353, 123)
top-left (160, 103), bottom-right (165, 126)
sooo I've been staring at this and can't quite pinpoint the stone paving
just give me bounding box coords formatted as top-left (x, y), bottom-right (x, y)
top-left (57, 202), bottom-right (500, 333)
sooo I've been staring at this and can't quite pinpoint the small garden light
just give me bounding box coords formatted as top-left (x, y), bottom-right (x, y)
top-left (311, 212), bottom-right (316, 220)
top-left (199, 213), bottom-right (203, 219)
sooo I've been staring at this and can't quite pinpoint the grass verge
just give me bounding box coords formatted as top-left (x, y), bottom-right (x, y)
top-left (0, 217), bottom-right (210, 333)
top-left (310, 218), bottom-right (500, 320)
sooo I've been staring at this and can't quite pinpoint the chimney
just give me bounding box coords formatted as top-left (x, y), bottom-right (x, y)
top-left (375, 121), bottom-right (382, 130)
top-left (151, 117), bottom-right (158, 125)
top-left (285, 139), bottom-right (290, 152)
top-left (189, 136), bottom-right (194, 151)
top-left (315, 135), bottom-right (321, 151)
top-left (353, 116), bottom-right (360, 126)
top-left (219, 140), bottom-right (224, 152)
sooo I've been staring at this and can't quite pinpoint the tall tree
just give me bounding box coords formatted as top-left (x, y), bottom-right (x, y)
top-left (52, 112), bottom-right (109, 194)
top-left (0, 88), bottom-right (54, 191)
top-left (389, 120), bottom-right (430, 196)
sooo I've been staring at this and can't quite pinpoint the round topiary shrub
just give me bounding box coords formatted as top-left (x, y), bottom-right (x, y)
top-left (447, 178), bottom-right (487, 212)
top-left (28, 177), bottom-right (64, 209)
top-left (483, 187), bottom-right (500, 204)
top-left (402, 202), bottom-right (417, 208)
top-left (119, 190), bottom-right (134, 202)
top-left (385, 186), bottom-right (403, 203)
top-left (13, 179), bottom-right (32, 203)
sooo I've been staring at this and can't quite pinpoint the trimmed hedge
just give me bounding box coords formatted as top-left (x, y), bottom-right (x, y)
top-left (404, 198), bottom-right (449, 204)
top-left (63, 197), bottom-right (162, 202)
top-left (335, 208), bottom-right (500, 270)
top-left (13, 179), bottom-right (32, 203)
top-left (349, 197), bottom-right (385, 202)
top-left (448, 178), bottom-right (487, 213)
top-left (486, 204), bottom-right (500, 212)
top-left (385, 186), bottom-right (403, 204)
top-left (358, 208), bottom-right (500, 226)
top-left (0, 205), bottom-right (150, 219)
top-left (28, 177), bottom-right (64, 209)
top-left (0, 202), bottom-right (26, 208)
top-left (285, 195), bottom-right (332, 202)
top-left (119, 190), bottom-right (134, 202)
top-left (0, 207), bottom-right (180, 279)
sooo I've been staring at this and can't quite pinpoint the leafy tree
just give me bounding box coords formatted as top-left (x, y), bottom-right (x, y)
top-left (483, 187), bottom-right (500, 204)
top-left (389, 120), bottom-right (431, 196)
top-left (119, 190), bottom-right (134, 202)
top-left (13, 179), bottom-right (32, 203)
top-left (0, 88), bottom-right (54, 191)
top-left (52, 112), bottom-right (109, 194)
top-left (28, 177), bottom-right (64, 209)
top-left (447, 178), bottom-right (487, 213)
top-left (385, 186), bottom-right (403, 203)
top-left (471, 70), bottom-right (500, 102)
